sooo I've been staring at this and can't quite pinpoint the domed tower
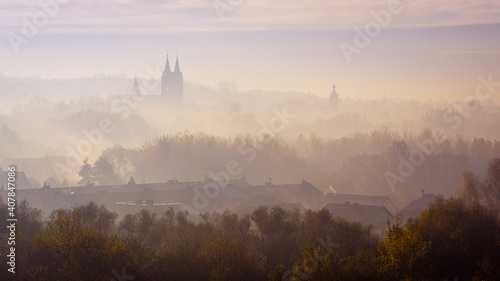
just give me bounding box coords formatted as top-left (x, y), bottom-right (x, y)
top-left (329, 82), bottom-right (339, 110)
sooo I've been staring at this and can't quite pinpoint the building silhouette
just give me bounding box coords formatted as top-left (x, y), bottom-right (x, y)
top-left (161, 54), bottom-right (183, 103)
top-left (132, 76), bottom-right (141, 96)
top-left (330, 82), bottom-right (339, 110)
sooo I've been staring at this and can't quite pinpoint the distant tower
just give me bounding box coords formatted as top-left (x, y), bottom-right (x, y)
top-left (161, 53), bottom-right (183, 103)
top-left (132, 76), bottom-right (141, 96)
top-left (161, 54), bottom-right (171, 95)
top-left (329, 82), bottom-right (339, 110)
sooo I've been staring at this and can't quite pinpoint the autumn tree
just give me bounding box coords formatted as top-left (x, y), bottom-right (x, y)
top-left (0, 199), bottom-right (43, 281)
top-left (251, 206), bottom-right (301, 272)
top-left (377, 216), bottom-right (431, 280)
top-left (25, 203), bottom-right (130, 281)
top-left (398, 196), bottom-right (500, 280)
top-left (455, 170), bottom-right (481, 206)
top-left (77, 158), bottom-right (93, 186)
top-left (197, 232), bottom-right (260, 281)
top-left (93, 156), bottom-right (121, 185)
top-left (482, 157), bottom-right (500, 207)
top-left (286, 243), bottom-right (337, 281)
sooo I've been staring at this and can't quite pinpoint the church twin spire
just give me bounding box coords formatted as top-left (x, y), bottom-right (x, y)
top-left (133, 52), bottom-right (183, 102)
top-left (164, 52), bottom-right (181, 73)
top-left (162, 52), bottom-right (183, 101)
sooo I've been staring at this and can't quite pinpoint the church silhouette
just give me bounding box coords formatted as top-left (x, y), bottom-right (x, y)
top-left (161, 54), bottom-right (183, 103)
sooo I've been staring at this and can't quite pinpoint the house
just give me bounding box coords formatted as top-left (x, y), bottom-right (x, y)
top-left (232, 194), bottom-right (305, 215)
top-left (398, 193), bottom-right (438, 224)
top-left (0, 165), bottom-right (31, 191)
top-left (14, 188), bottom-right (71, 216)
top-left (198, 179), bottom-right (323, 212)
top-left (0, 157), bottom-right (66, 187)
top-left (9, 179), bottom-right (323, 218)
top-left (272, 180), bottom-right (324, 209)
top-left (237, 179), bottom-right (323, 209)
top-left (323, 202), bottom-right (394, 236)
top-left (320, 193), bottom-right (398, 215)
top-left (0, 168), bottom-right (32, 189)
top-left (65, 184), bottom-right (199, 216)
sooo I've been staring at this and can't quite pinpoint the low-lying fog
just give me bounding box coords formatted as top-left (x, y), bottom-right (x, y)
top-left (1, 76), bottom-right (499, 207)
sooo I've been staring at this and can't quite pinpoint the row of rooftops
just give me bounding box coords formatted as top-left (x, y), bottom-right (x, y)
top-left (6, 177), bottom-right (439, 234)
top-left (1, 167), bottom-right (440, 237)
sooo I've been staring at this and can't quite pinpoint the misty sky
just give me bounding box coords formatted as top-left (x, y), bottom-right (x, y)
top-left (1, 0), bottom-right (500, 102)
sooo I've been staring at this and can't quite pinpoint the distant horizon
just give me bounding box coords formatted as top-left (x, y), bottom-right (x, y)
top-left (1, 3), bottom-right (500, 280)
top-left (2, 4), bottom-right (499, 102)
top-left (3, 73), bottom-right (497, 105)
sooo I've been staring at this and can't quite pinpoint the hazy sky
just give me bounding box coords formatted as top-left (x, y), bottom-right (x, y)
top-left (1, 0), bottom-right (499, 102)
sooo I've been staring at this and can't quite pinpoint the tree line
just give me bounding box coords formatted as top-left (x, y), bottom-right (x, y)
top-left (1, 159), bottom-right (500, 280)
top-left (68, 129), bottom-right (500, 205)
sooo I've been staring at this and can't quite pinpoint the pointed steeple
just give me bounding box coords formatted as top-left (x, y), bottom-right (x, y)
top-left (164, 54), bottom-right (171, 72)
top-left (132, 76), bottom-right (141, 95)
top-left (174, 55), bottom-right (181, 72)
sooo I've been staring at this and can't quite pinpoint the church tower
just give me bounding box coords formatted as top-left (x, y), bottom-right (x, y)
top-left (161, 53), bottom-right (183, 103)
top-left (330, 82), bottom-right (339, 110)
top-left (132, 76), bottom-right (141, 96)
top-left (161, 54), bottom-right (171, 96)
